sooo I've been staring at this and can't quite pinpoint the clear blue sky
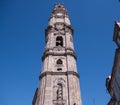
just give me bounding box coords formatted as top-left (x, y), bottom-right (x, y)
top-left (0, 0), bottom-right (120, 105)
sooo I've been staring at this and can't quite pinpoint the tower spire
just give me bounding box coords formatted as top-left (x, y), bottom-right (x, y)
top-left (49, 4), bottom-right (71, 26)
top-left (52, 4), bottom-right (68, 15)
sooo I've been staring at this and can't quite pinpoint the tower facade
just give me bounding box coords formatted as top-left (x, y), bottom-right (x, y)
top-left (33, 4), bottom-right (82, 105)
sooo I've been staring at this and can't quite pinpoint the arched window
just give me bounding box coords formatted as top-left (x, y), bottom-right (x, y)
top-left (56, 36), bottom-right (63, 47)
top-left (57, 59), bottom-right (62, 65)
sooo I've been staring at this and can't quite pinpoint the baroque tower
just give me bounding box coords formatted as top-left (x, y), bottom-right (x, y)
top-left (32, 4), bottom-right (82, 105)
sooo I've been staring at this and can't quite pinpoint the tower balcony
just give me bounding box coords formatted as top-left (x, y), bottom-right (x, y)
top-left (42, 47), bottom-right (77, 61)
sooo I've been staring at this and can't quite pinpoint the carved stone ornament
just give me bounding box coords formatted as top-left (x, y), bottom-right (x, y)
top-left (55, 23), bottom-right (64, 30)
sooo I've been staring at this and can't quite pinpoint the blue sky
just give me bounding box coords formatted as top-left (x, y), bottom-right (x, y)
top-left (0, 0), bottom-right (120, 105)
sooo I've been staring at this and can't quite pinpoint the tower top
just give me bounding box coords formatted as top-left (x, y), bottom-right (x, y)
top-left (49, 4), bottom-right (71, 26)
top-left (51, 4), bottom-right (68, 17)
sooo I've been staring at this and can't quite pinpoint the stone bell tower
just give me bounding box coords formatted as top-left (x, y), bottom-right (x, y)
top-left (32, 4), bottom-right (82, 105)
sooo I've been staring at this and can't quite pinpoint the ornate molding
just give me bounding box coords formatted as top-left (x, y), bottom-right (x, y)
top-left (43, 47), bottom-right (76, 55)
top-left (39, 71), bottom-right (79, 80)
top-left (65, 25), bottom-right (74, 35)
top-left (45, 23), bottom-right (74, 36)
top-left (45, 25), bottom-right (55, 35)
top-left (42, 50), bottom-right (77, 61)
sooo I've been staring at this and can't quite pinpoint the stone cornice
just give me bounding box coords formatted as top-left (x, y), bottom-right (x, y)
top-left (39, 71), bottom-right (79, 80)
top-left (44, 47), bottom-right (75, 54)
top-left (42, 50), bottom-right (77, 61)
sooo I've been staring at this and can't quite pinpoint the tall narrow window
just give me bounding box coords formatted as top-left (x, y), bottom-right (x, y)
top-left (56, 36), bottom-right (63, 46)
top-left (57, 83), bottom-right (63, 100)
